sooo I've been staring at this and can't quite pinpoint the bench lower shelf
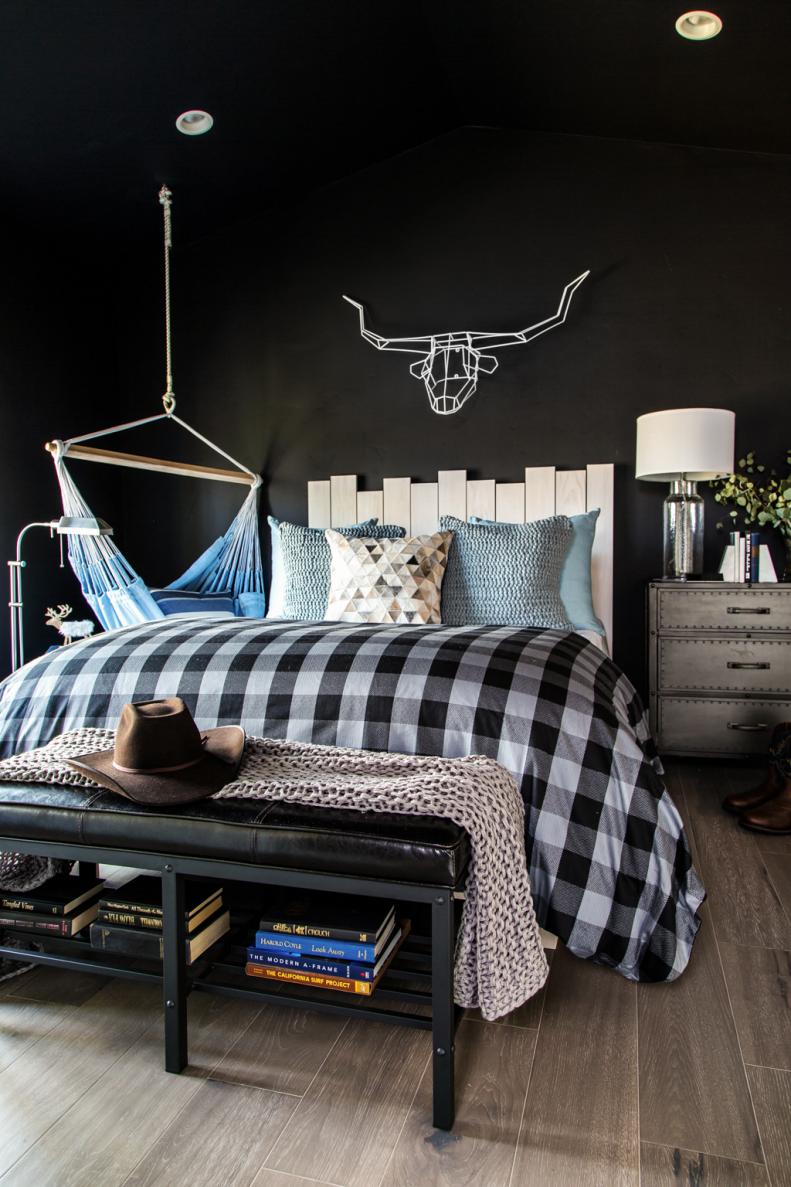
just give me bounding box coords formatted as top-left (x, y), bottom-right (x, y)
top-left (0, 850), bottom-right (462, 1130)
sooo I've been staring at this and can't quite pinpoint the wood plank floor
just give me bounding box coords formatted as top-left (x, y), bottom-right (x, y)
top-left (0, 760), bottom-right (789, 1186)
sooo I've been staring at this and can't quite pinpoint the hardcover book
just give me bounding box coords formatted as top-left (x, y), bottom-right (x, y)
top-left (252, 927), bottom-right (393, 964)
top-left (257, 889), bottom-right (395, 944)
top-left (0, 872), bottom-right (105, 917)
top-left (96, 896), bottom-right (222, 934)
top-left (99, 875), bottom-right (222, 920)
top-left (0, 900), bottom-right (100, 937)
top-left (246, 921), bottom-right (407, 981)
top-left (245, 922), bottom-right (408, 996)
top-left (244, 964), bottom-right (376, 996)
top-left (89, 909), bottom-right (230, 965)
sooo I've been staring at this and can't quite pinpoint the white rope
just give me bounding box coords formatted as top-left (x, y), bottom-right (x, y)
top-left (53, 185), bottom-right (258, 485)
top-left (159, 185), bottom-right (175, 415)
top-left (66, 412), bottom-right (169, 447)
top-left (168, 415), bottom-right (259, 482)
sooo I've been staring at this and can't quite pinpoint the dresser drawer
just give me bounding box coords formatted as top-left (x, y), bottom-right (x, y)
top-left (657, 697), bottom-right (791, 755)
top-left (656, 586), bottom-right (791, 632)
top-left (658, 637), bottom-right (791, 693)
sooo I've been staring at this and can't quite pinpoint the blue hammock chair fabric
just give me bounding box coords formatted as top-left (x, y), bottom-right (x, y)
top-left (52, 442), bottom-right (265, 631)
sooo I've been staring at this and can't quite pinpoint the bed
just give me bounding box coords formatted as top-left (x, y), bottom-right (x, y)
top-left (0, 463), bottom-right (705, 983)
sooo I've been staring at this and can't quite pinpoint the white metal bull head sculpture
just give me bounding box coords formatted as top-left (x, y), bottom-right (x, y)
top-left (343, 271), bottom-right (589, 415)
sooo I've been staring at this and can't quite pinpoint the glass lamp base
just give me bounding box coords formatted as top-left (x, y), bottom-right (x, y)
top-left (663, 479), bottom-right (704, 578)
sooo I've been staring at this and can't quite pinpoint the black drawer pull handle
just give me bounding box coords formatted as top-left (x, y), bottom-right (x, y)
top-left (726, 606), bottom-right (771, 615)
top-left (727, 722), bottom-right (769, 732)
top-left (727, 662), bottom-right (771, 670)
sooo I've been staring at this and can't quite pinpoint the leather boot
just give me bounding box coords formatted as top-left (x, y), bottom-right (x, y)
top-left (740, 727), bottom-right (791, 834)
top-left (740, 776), bottom-right (791, 834)
top-left (722, 722), bottom-right (791, 815)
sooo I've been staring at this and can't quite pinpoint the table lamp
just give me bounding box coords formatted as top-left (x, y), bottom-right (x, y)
top-left (635, 407), bottom-right (735, 579)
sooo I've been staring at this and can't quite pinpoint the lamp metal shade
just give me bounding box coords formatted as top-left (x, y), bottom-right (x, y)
top-left (635, 407), bottom-right (735, 482)
top-left (55, 515), bottom-right (113, 537)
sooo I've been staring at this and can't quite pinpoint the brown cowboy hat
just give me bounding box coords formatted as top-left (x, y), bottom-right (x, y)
top-left (65, 698), bottom-right (245, 806)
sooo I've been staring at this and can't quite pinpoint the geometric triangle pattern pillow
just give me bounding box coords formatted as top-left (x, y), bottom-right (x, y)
top-left (325, 530), bottom-right (454, 625)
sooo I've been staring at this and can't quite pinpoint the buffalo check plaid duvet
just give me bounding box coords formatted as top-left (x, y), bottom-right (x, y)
top-left (0, 616), bottom-right (705, 981)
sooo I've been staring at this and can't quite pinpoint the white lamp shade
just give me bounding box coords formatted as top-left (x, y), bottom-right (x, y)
top-left (635, 407), bottom-right (735, 481)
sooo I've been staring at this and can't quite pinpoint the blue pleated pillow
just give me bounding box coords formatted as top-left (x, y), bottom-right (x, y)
top-left (439, 515), bottom-right (574, 629)
top-left (150, 589), bottom-right (236, 616)
top-left (279, 520), bottom-right (407, 620)
top-left (266, 516), bottom-right (379, 619)
top-left (470, 509), bottom-right (605, 635)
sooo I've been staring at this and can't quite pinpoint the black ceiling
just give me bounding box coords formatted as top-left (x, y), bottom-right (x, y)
top-left (1, 1), bottom-right (789, 245)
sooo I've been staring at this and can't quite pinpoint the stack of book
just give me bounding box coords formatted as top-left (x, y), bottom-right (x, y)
top-left (246, 890), bottom-right (407, 996)
top-left (89, 875), bottom-right (230, 964)
top-left (0, 871), bottom-right (105, 937)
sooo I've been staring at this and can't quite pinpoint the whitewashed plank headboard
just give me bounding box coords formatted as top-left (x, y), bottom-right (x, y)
top-left (307, 465), bottom-right (615, 645)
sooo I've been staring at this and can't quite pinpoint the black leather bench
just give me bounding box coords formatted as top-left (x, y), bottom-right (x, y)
top-left (0, 782), bottom-right (470, 1129)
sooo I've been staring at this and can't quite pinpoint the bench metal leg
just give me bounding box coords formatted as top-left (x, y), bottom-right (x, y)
top-left (431, 892), bottom-right (455, 1130)
top-left (162, 865), bottom-right (188, 1073)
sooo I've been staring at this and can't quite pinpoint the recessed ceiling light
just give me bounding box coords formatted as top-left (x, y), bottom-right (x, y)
top-left (675, 10), bottom-right (723, 40)
top-left (175, 110), bottom-right (214, 136)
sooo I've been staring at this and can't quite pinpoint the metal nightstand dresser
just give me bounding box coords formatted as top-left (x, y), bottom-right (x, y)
top-left (648, 581), bottom-right (791, 757)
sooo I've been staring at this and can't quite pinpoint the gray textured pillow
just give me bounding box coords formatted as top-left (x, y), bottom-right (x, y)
top-left (280, 520), bottom-right (406, 620)
top-left (439, 515), bottom-right (574, 629)
top-left (266, 516), bottom-right (377, 619)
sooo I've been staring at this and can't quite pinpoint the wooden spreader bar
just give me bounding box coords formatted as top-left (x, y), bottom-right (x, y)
top-left (45, 441), bottom-right (255, 487)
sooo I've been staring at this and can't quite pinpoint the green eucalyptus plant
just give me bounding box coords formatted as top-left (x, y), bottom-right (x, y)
top-left (710, 449), bottom-right (791, 533)
top-left (710, 449), bottom-right (791, 580)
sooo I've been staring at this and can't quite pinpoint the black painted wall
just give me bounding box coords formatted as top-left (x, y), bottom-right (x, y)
top-left (4, 127), bottom-right (791, 693)
top-left (0, 237), bottom-right (123, 673)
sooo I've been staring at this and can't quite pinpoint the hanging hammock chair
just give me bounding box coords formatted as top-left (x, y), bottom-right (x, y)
top-left (46, 187), bottom-right (265, 631)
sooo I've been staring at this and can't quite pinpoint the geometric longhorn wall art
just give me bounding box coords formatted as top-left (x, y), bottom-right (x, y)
top-left (342, 270), bottom-right (589, 415)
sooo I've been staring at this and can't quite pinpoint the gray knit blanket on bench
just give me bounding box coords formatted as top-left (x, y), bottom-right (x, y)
top-left (0, 732), bottom-right (548, 1020)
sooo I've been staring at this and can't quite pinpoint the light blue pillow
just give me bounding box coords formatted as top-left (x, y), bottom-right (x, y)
top-left (266, 516), bottom-right (378, 619)
top-left (470, 508), bottom-right (604, 634)
top-left (439, 515), bottom-right (574, 629)
top-left (278, 520), bottom-right (406, 621)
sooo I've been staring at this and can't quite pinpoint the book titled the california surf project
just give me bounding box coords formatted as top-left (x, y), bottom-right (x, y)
top-left (245, 965), bottom-right (377, 996)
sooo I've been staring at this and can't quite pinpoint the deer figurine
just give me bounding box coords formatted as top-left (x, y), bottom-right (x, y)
top-left (45, 604), bottom-right (95, 645)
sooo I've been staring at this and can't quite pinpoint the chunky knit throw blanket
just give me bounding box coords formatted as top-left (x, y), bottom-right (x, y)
top-left (0, 731), bottom-right (548, 1019)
